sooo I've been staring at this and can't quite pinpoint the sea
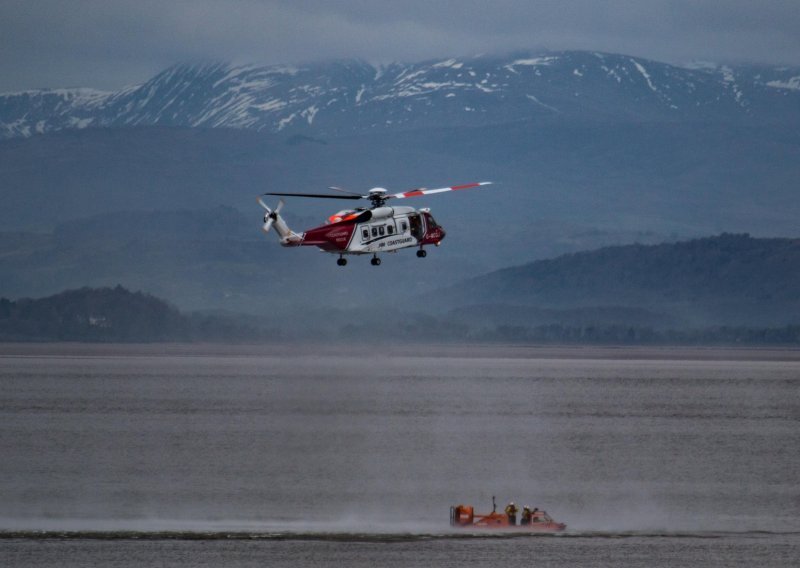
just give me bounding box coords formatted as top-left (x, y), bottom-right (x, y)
top-left (1, 343), bottom-right (798, 567)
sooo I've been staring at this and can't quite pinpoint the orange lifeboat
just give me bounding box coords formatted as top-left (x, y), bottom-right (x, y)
top-left (450, 497), bottom-right (566, 532)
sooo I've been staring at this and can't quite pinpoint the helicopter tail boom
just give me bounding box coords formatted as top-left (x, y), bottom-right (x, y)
top-left (257, 197), bottom-right (303, 246)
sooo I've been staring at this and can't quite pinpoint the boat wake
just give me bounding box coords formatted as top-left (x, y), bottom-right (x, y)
top-left (1, 529), bottom-right (798, 542)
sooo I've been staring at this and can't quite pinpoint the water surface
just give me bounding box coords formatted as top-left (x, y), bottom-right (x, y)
top-left (1, 344), bottom-right (798, 565)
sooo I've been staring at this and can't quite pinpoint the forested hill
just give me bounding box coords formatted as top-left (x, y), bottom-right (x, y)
top-left (0, 286), bottom-right (265, 342)
top-left (435, 234), bottom-right (800, 327)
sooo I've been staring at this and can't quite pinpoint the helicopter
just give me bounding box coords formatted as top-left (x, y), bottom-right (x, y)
top-left (257, 181), bottom-right (493, 265)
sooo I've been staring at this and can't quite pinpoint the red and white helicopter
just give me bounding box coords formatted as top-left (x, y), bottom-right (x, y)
top-left (257, 181), bottom-right (493, 265)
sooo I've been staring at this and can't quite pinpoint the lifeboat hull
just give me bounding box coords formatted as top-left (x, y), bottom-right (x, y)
top-left (450, 506), bottom-right (566, 532)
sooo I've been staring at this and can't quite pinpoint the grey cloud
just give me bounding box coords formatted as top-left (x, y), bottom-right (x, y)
top-left (1, 0), bottom-right (799, 91)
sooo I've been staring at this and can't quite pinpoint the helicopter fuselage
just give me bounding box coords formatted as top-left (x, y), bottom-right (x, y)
top-left (258, 181), bottom-right (492, 265)
top-left (290, 206), bottom-right (444, 254)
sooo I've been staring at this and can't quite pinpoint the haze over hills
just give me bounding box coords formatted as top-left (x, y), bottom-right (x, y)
top-left (0, 50), bottom-right (798, 328)
top-left (0, 206), bottom-right (483, 312)
top-left (2, 234), bottom-right (799, 343)
top-left (2, 216), bottom-right (799, 332)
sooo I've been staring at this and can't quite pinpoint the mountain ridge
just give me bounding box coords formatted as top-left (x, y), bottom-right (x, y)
top-left (3, 51), bottom-right (799, 139)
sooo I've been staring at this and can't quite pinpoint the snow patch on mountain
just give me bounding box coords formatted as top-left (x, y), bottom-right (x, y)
top-left (631, 59), bottom-right (657, 92)
top-left (301, 105), bottom-right (319, 124)
top-left (252, 99), bottom-right (287, 112)
top-left (602, 65), bottom-right (623, 83)
top-left (395, 69), bottom-right (426, 84)
top-left (719, 66), bottom-right (747, 106)
top-left (767, 76), bottom-right (800, 91)
top-left (355, 86), bottom-right (366, 104)
top-left (277, 113), bottom-right (297, 131)
top-left (68, 117), bottom-right (94, 129)
top-left (504, 57), bottom-right (559, 74)
top-left (526, 94), bottom-right (559, 113)
top-left (433, 59), bottom-right (463, 69)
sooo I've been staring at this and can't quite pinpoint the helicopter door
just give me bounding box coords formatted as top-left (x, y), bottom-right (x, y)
top-left (408, 214), bottom-right (424, 239)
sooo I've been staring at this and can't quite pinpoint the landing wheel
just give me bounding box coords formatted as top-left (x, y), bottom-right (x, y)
top-left (371, 257), bottom-right (381, 266)
top-left (337, 257), bottom-right (347, 266)
top-left (416, 249), bottom-right (427, 258)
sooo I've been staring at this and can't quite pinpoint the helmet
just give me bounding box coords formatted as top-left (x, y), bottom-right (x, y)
top-left (510, 502), bottom-right (515, 506)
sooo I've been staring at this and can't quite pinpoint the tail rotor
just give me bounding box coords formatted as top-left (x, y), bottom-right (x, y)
top-left (257, 196), bottom-right (302, 245)
top-left (258, 197), bottom-right (284, 235)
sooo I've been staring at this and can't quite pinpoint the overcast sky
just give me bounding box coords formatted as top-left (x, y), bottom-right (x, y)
top-left (2, 0), bottom-right (799, 92)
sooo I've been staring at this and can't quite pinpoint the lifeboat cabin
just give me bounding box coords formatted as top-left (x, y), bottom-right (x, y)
top-left (450, 502), bottom-right (566, 532)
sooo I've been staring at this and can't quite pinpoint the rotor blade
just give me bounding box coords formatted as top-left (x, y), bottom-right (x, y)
top-left (257, 196), bottom-right (271, 210)
top-left (328, 186), bottom-right (365, 197)
top-left (262, 218), bottom-right (275, 234)
top-left (274, 198), bottom-right (285, 214)
top-left (263, 192), bottom-right (363, 200)
top-left (388, 181), bottom-right (493, 200)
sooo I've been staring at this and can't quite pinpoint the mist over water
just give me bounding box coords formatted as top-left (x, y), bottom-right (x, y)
top-left (1, 345), bottom-right (799, 565)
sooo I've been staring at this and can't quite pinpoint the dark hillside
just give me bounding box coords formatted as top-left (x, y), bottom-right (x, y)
top-left (434, 234), bottom-right (800, 327)
top-left (0, 286), bottom-right (188, 341)
top-left (0, 286), bottom-right (268, 342)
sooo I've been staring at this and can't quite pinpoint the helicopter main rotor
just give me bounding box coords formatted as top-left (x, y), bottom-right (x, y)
top-left (262, 182), bottom-right (492, 210)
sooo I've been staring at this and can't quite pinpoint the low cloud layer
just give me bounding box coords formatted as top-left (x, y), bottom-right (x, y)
top-left (2, 0), bottom-right (799, 91)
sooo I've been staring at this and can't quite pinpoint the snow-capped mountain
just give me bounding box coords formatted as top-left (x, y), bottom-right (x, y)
top-left (2, 51), bottom-right (799, 139)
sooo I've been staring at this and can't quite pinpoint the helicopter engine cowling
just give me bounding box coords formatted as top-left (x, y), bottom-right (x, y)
top-left (366, 206), bottom-right (397, 220)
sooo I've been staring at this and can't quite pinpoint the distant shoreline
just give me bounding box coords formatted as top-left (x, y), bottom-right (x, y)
top-left (2, 342), bottom-right (799, 362)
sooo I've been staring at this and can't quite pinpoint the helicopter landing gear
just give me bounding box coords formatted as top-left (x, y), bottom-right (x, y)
top-left (337, 256), bottom-right (347, 266)
top-left (370, 256), bottom-right (381, 266)
top-left (416, 248), bottom-right (427, 258)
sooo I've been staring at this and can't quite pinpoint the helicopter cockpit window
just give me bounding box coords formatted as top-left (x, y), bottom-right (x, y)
top-left (362, 228), bottom-right (369, 240)
top-left (371, 227), bottom-right (378, 237)
top-left (379, 226), bottom-right (385, 236)
top-left (387, 225), bottom-right (394, 235)
top-left (401, 221), bottom-right (408, 232)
